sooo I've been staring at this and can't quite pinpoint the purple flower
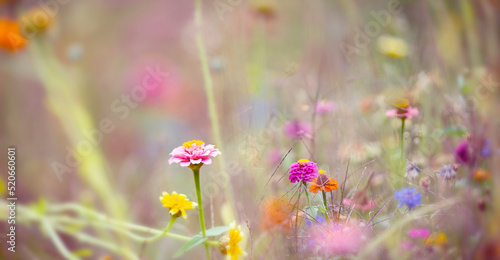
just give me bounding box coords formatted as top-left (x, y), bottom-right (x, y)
top-left (288, 159), bottom-right (319, 183)
top-left (306, 215), bottom-right (326, 227)
top-left (405, 162), bottom-right (421, 180)
top-left (481, 139), bottom-right (492, 158)
top-left (394, 187), bottom-right (422, 210)
top-left (283, 120), bottom-right (312, 139)
top-left (439, 164), bottom-right (457, 180)
top-left (455, 139), bottom-right (470, 164)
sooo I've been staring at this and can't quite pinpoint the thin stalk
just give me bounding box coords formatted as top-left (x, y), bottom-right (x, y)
top-left (41, 220), bottom-right (79, 260)
top-left (14, 201), bottom-right (220, 247)
top-left (49, 215), bottom-right (220, 247)
top-left (193, 0), bottom-right (236, 220)
top-left (322, 190), bottom-right (329, 221)
top-left (400, 118), bottom-right (406, 167)
top-left (146, 216), bottom-right (176, 242)
top-left (302, 181), bottom-right (310, 204)
top-left (53, 224), bottom-right (138, 260)
top-left (192, 168), bottom-right (210, 260)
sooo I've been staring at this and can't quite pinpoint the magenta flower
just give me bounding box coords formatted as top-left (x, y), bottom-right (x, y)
top-left (455, 139), bottom-right (471, 164)
top-left (386, 106), bottom-right (419, 119)
top-left (288, 159), bottom-right (319, 183)
top-left (283, 120), bottom-right (312, 139)
top-left (408, 228), bottom-right (430, 239)
top-left (315, 100), bottom-right (337, 115)
top-left (168, 140), bottom-right (221, 168)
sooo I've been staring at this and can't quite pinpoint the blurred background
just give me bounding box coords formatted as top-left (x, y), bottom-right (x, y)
top-left (1, 0), bottom-right (499, 259)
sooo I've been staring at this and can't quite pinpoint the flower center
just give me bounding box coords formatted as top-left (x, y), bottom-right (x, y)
top-left (393, 98), bottom-right (409, 114)
top-left (315, 173), bottom-right (329, 186)
top-left (183, 140), bottom-right (204, 148)
top-left (297, 159), bottom-right (309, 165)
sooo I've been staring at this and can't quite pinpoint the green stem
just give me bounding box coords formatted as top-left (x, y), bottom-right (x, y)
top-left (146, 216), bottom-right (176, 242)
top-left (53, 223), bottom-right (138, 260)
top-left (13, 201), bottom-right (220, 248)
top-left (322, 190), bottom-right (330, 221)
top-left (302, 181), bottom-right (310, 204)
top-left (192, 168), bottom-right (210, 260)
top-left (42, 220), bottom-right (79, 260)
top-left (400, 118), bottom-right (406, 167)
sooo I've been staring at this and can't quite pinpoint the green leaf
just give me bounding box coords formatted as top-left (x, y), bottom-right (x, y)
top-left (173, 235), bottom-right (207, 258)
top-left (203, 226), bottom-right (229, 237)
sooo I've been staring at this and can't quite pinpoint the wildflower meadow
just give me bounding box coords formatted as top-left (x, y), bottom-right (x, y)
top-left (1, 0), bottom-right (500, 259)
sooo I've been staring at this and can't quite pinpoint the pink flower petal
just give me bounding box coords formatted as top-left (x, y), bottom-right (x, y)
top-left (202, 158), bottom-right (212, 165)
top-left (180, 161), bottom-right (191, 167)
top-left (190, 158), bottom-right (202, 164)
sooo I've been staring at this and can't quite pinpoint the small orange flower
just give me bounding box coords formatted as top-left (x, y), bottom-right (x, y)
top-left (0, 19), bottom-right (27, 52)
top-left (260, 196), bottom-right (292, 232)
top-left (473, 169), bottom-right (491, 182)
top-left (309, 170), bottom-right (338, 194)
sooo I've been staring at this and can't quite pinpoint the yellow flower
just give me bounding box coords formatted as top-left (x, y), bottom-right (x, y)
top-left (159, 192), bottom-right (197, 219)
top-left (220, 222), bottom-right (244, 260)
top-left (425, 232), bottom-right (447, 246)
top-left (377, 35), bottom-right (408, 58)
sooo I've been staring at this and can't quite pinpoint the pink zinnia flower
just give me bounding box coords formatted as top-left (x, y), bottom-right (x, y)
top-left (315, 100), bottom-right (337, 115)
top-left (385, 98), bottom-right (419, 119)
top-left (386, 106), bottom-right (419, 119)
top-left (283, 120), bottom-right (312, 139)
top-left (168, 140), bottom-right (221, 168)
top-left (408, 228), bottom-right (430, 239)
top-left (288, 159), bottom-right (319, 183)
